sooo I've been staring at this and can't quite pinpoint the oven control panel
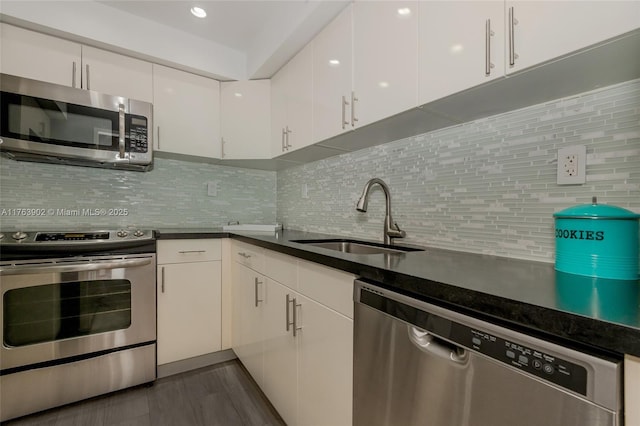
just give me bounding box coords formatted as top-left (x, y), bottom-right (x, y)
top-left (0, 230), bottom-right (154, 245)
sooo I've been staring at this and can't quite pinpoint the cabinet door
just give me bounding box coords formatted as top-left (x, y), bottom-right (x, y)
top-left (284, 43), bottom-right (314, 153)
top-left (626, 355), bottom-right (640, 426)
top-left (152, 64), bottom-right (221, 158)
top-left (418, 1), bottom-right (505, 105)
top-left (352, 1), bottom-right (418, 127)
top-left (272, 42), bottom-right (314, 155)
top-left (231, 262), bottom-right (265, 387)
top-left (262, 279), bottom-right (298, 426)
top-left (81, 46), bottom-right (152, 102)
top-left (297, 294), bottom-right (353, 426)
top-left (312, 4), bottom-right (354, 143)
top-left (0, 23), bottom-right (81, 87)
top-left (506, 1), bottom-right (640, 74)
top-left (220, 80), bottom-right (271, 159)
top-left (157, 261), bottom-right (222, 365)
top-left (270, 68), bottom-right (288, 156)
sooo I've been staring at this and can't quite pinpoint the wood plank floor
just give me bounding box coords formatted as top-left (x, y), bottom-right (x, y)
top-left (3, 360), bottom-right (285, 426)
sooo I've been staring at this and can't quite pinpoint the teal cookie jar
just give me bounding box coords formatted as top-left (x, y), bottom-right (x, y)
top-left (554, 197), bottom-right (639, 280)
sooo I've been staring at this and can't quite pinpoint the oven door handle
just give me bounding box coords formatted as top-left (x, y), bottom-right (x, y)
top-left (0, 257), bottom-right (152, 276)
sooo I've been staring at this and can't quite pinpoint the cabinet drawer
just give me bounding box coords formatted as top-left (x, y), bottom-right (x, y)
top-left (264, 249), bottom-right (297, 290)
top-left (298, 260), bottom-right (355, 319)
top-left (157, 239), bottom-right (221, 264)
top-left (232, 241), bottom-right (265, 273)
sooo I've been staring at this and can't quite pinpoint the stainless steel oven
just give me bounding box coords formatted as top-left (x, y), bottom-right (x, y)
top-left (0, 230), bottom-right (157, 422)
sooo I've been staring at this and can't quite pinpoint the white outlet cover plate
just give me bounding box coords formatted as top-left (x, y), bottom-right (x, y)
top-left (557, 145), bottom-right (586, 185)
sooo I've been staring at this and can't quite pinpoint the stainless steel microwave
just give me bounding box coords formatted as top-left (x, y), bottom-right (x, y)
top-left (0, 73), bottom-right (153, 171)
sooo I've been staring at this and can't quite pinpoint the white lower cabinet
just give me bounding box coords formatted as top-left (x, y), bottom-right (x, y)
top-left (232, 261), bottom-right (266, 387)
top-left (297, 292), bottom-right (353, 426)
top-left (157, 239), bottom-right (222, 365)
top-left (262, 279), bottom-right (298, 425)
top-left (231, 241), bottom-right (354, 426)
top-left (625, 355), bottom-right (640, 425)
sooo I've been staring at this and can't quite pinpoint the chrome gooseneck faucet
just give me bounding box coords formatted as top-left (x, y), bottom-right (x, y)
top-left (356, 178), bottom-right (406, 245)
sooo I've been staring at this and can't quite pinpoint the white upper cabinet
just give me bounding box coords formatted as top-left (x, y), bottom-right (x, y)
top-left (312, 4), bottom-right (354, 143)
top-left (152, 64), bottom-right (221, 158)
top-left (1, 24), bottom-right (152, 102)
top-left (271, 43), bottom-right (314, 155)
top-left (506, 1), bottom-right (640, 74)
top-left (220, 80), bottom-right (271, 159)
top-left (81, 46), bottom-right (153, 102)
top-left (1, 23), bottom-right (81, 87)
top-left (352, 1), bottom-right (419, 127)
top-left (418, 1), bottom-right (505, 105)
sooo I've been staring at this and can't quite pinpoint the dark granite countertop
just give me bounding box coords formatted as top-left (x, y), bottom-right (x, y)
top-left (156, 228), bottom-right (640, 357)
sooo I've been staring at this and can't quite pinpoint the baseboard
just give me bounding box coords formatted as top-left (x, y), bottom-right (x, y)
top-left (157, 349), bottom-right (237, 378)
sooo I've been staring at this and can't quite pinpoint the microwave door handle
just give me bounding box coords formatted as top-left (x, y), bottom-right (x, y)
top-left (118, 104), bottom-right (126, 159)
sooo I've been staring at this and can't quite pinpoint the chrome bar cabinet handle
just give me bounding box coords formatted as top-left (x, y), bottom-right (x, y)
top-left (221, 137), bottom-right (226, 158)
top-left (254, 277), bottom-right (263, 307)
top-left (157, 126), bottom-right (161, 150)
top-left (292, 297), bottom-right (302, 337)
top-left (72, 61), bottom-right (77, 88)
top-left (351, 91), bottom-right (358, 127)
top-left (285, 126), bottom-right (292, 149)
top-left (286, 294), bottom-right (294, 331)
top-left (281, 127), bottom-right (286, 152)
top-left (508, 7), bottom-right (516, 66)
top-left (178, 250), bottom-right (206, 254)
top-left (485, 19), bottom-right (493, 76)
top-left (237, 252), bottom-right (251, 259)
top-left (161, 266), bottom-right (166, 293)
top-left (85, 64), bottom-right (91, 90)
top-left (342, 95), bottom-right (350, 129)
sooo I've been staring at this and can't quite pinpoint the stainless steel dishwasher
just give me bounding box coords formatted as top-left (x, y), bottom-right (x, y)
top-left (354, 279), bottom-right (623, 426)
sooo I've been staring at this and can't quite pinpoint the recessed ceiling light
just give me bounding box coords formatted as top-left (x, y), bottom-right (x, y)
top-left (378, 81), bottom-right (389, 88)
top-left (234, 92), bottom-right (243, 98)
top-left (450, 44), bottom-right (464, 54)
top-left (397, 8), bottom-right (411, 17)
top-left (328, 59), bottom-right (340, 67)
top-left (191, 6), bottom-right (207, 18)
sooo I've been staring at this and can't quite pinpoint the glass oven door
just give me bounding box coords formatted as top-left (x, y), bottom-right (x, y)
top-left (0, 254), bottom-right (156, 372)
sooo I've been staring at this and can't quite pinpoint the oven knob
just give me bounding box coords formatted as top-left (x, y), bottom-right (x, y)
top-left (134, 230), bottom-right (145, 237)
top-left (117, 230), bottom-right (128, 238)
top-left (0, 233), bottom-right (5, 241)
top-left (12, 231), bottom-right (28, 241)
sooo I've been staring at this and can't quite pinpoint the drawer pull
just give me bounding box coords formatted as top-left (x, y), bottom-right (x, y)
top-left (178, 250), bottom-right (206, 254)
top-left (238, 252), bottom-right (252, 258)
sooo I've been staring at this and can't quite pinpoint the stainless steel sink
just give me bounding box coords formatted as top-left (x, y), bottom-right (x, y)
top-left (290, 239), bottom-right (424, 255)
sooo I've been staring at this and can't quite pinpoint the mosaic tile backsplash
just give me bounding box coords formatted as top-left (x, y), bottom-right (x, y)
top-left (277, 79), bottom-right (640, 263)
top-left (0, 157), bottom-right (276, 230)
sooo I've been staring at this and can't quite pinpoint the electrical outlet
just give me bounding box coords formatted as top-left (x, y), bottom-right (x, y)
top-left (207, 181), bottom-right (218, 197)
top-left (557, 145), bottom-right (586, 185)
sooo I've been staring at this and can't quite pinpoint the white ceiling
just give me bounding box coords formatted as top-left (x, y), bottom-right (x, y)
top-left (0, 0), bottom-right (349, 80)
top-left (98, 1), bottom-right (314, 52)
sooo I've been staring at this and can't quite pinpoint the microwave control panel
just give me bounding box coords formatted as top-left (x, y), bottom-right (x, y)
top-left (128, 116), bottom-right (148, 153)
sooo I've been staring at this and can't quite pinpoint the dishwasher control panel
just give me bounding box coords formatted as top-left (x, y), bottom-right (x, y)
top-left (464, 328), bottom-right (588, 395)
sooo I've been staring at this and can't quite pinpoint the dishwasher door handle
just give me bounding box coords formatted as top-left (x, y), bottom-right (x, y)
top-left (408, 326), bottom-right (467, 364)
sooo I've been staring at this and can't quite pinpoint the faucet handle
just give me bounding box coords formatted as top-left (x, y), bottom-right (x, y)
top-left (388, 222), bottom-right (406, 239)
